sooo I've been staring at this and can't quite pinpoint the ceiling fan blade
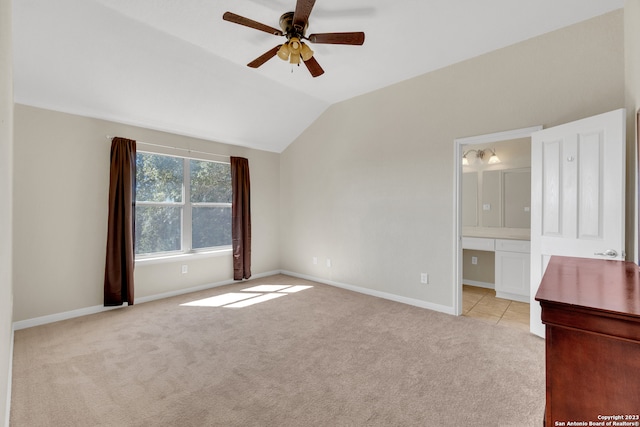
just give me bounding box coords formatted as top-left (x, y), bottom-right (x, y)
top-left (293, 0), bottom-right (316, 30)
top-left (308, 32), bottom-right (365, 45)
top-left (303, 56), bottom-right (324, 78)
top-left (247, 45), bottom-right (282, 68)
top-left (223, 12), bottom-right (283, 36)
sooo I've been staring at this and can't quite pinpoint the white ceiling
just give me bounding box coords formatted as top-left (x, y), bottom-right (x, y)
top-left (13, 0), bottom-right (624, 153)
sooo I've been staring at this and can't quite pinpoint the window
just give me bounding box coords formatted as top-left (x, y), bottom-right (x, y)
top-left (135, 151), bottom-right (232, 257)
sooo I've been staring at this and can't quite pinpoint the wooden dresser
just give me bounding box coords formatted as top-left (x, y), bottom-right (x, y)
top-left (535, 256), bottom-right (640, 426)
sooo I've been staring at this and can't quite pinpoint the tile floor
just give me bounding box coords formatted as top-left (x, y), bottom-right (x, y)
top-left (462, 284), bottom-right (530, 331)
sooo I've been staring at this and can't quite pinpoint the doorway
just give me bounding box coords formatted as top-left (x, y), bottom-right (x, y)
top-left (453, 126), bottom-right (542, 318)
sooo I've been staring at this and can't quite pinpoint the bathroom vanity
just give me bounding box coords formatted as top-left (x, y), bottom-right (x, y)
top-left (462, 236), bottom-right (530, 302)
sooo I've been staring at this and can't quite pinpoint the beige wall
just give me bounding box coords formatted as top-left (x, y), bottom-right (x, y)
top-left (12, 105), bottom-right (280, 322)
top-left (462, 250), bottom-right (495, 285)
top-left (626, 0), bottom-right (640, 262)
top-left (280, 11), bottom-right (625, 308)
top-left (1, 0), bottom-right (13, 422)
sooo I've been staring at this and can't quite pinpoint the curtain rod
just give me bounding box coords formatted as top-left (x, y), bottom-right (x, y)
top-left (105, 135), bottom-right (230, 159)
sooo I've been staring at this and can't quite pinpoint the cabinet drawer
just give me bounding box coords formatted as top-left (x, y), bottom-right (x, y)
top-left (462, 237), bottom-right (495, 251)
top-left (495, 239), bottom-right (530, 253)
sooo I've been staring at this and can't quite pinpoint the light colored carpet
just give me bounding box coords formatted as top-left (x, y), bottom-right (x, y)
top-left (11, 274), bottom-right (545, 426)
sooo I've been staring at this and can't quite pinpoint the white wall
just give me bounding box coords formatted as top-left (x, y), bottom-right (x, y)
top-left (280, 11), bottom-right (625, 308)
top-left (631, 1), bottom-right (640, 108)
top-left (0, 0), bottom-right (13, 423)
top-left (12, 105), bottom-right (280, 322)
top-left (626, 0), bottom-right (640, 262)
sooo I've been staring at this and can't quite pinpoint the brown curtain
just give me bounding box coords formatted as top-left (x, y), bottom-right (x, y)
top-left (231, 157), bottom-right (251, 280)
top-left (104, 137), bottom-right (136, 306)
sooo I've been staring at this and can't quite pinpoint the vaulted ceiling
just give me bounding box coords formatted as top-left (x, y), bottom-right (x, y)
top-left (13, 0), bottom-right (623, 152)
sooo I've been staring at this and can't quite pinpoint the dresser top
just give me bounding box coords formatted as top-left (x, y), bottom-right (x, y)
top-left (535, 256), bottom-right (640, 318)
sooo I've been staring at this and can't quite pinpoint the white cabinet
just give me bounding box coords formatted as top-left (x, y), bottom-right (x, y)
top-left (494, 239), bottom-right (530, 302)
top-left (462, 237), bottom-right (531, 303)
top-left (462, 237), bottom-right (494, 251)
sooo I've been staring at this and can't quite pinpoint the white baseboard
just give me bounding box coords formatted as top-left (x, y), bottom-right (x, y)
top-left (462, 279), bottom-right (494, 289)
top-left (281, 270), bottom-right (456, 316)
top-left (12, 303), bottom-right (129, 331)
top-left (12, 270), bottom-right (281, 331)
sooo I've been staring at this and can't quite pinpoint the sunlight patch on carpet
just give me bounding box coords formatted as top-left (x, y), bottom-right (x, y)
top-left (242, 285), bottom-right (291, 292)
top-left (180, 293), bottom-right (261, 307)
top-left (277, 285), bottom-right (313, 293)
top-left (224, 293), bottom-right (286, 308)
top-left (181, 284), bottom-right (314, 309)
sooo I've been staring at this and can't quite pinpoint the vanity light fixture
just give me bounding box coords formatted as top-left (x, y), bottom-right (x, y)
top-left (487, 149), bottom-right (501, 164)
top-left (462, 148), bottom-right (501, 165)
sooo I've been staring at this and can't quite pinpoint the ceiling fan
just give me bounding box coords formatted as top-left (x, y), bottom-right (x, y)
top-left (223, 0), bottom-right (365, 77)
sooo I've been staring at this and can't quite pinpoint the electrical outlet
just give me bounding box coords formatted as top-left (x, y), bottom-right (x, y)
top-left (471, 256), bottom-right (478, 265)
top-left (420, 273), bottom-right (428, 284)
top-left (312, 257), bottom-right (318, 265)
top-left (326, 258), bottom-right (332, 268)
top-left (181, 265), bottom-right (188, 274)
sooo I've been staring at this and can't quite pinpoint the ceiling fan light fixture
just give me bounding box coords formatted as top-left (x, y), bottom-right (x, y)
top-left (223, 2), bottom-right (365, 77)
top-left (300, 42), bottom-right (314, 61)
top-left (277, 43), bottom-right (290, 61)
top-left (289, 37), bottom-right (301, 52)
top-left (289, 52), bottom-right (301, 65)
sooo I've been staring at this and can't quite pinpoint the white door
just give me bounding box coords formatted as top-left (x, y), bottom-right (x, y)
top-left (530, 108), bottom-right (626, 337)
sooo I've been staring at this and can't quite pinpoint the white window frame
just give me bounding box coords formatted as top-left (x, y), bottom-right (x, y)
top-left (135, 144), bottom-right (232, 261)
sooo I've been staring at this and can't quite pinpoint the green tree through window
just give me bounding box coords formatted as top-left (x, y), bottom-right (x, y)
top-left (135, 152), bottom-right (232, 256)
top-left (190, 159), bottom-right (232, 249)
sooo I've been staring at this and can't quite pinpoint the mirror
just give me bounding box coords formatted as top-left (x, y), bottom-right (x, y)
top-left (503, 169), bottom-right (531, 228)
top-left (462, 138), bottom-right (531, 233)
top-left (462, 172), bottom-right (478, 226)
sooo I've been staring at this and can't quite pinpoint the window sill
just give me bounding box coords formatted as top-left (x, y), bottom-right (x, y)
top-left (135, 248), bottom-right (232, 266)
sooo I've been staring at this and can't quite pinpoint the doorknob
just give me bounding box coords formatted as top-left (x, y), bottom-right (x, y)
top-left (594, 249), bottom-right (618, 258)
